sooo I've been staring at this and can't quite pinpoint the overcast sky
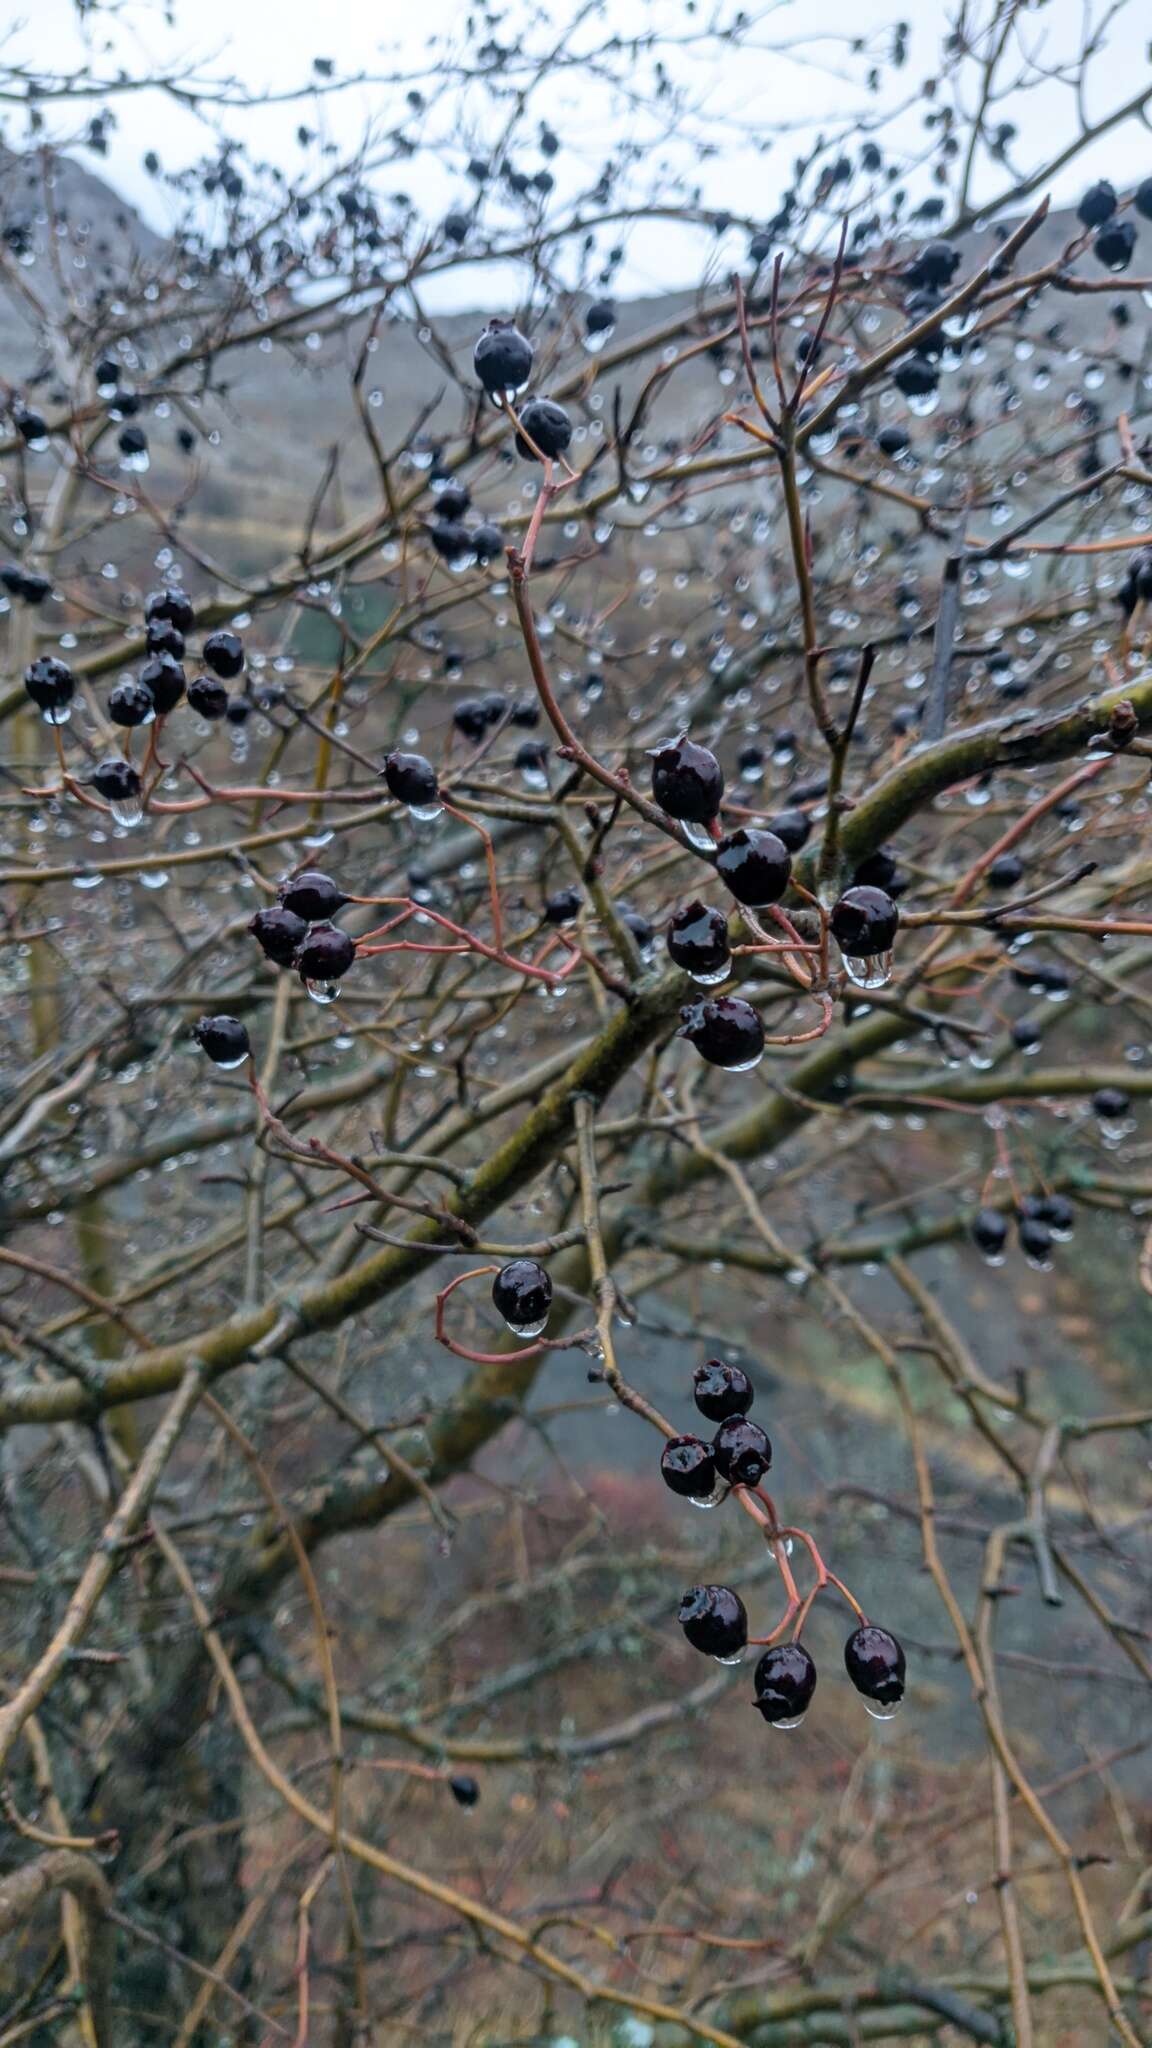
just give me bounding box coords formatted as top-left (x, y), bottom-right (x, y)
top-left (4, 0), bottom-right (1151, 305)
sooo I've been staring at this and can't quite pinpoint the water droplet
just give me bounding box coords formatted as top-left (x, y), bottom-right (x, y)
top-left (109, 796), bottom-right (143, 828)
top-left (725, 1051), bottom-right (764, 1072)
top-left (72, 873), bottom-right (103, 890)
top-left (842, 950), bottom-right (893, 990)
top-left (140, 870), bottom-right (169, 890)
top-left (906, 391), bottom-right (939, 418)
top-left (768, 1713), bottom-right (807, 1731)
top-left (679, 819), bottom-right (717, 852)
top-left (302, 827), bottom-right (334, 848)
top-left (687, 1479), bottom-right (727, 1511)
top-left (41, 704), bottom-right (72, 726)
top-left (503, 1314), bottom-right (549, 1339)
top-left (689, 963), bottom-right (731, 987)
top-left (407, 801), bottom-right (443, 824)
top-left (864, 1698), bottom-right (903, 1722)
top-left (305, 979), bottom-right (340, 1005)
top-left (713, 1649), bottom-right (746, 1667)
top-left (212, 1051), bottom-right (250, 1071)
top-left (583, 325), bottom-right (615, 354)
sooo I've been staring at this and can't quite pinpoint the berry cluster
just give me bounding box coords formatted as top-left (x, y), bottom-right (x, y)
top-left (663, 1361), bottom-right (906, 1732)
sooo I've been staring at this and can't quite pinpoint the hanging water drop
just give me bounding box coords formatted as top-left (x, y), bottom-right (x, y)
top-left (305, 978), bottom-right (340, 1005)
top-left (842, 950), bottom-right (893, 990)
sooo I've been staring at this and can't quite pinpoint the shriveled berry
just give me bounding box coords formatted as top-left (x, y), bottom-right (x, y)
top-left (693, 1359), bottom-right (753, 1422)
top-left (667, 901), bottom-right (730, 983)
top-left (249, 905), bottom-right (308, 967)
top-left (660, 1435), bottom-right (717, 1501)
top-left (830, 886), bottom-right (899, 957)
top-left (278, 870), bottom-right (349, 922)
top-left (678, 997), bottom-right (765, 1071)
top-left (202, 629), bottom-right (245, 678)
top-left (844, 1625), bottom-right (905, 1715)
top-left (650, 738), bottom-right (723, 824)
top-left (187, 674), bottom-right (229, 718)
top-left (753, 1643), bottom-right (817, 1726)
top-left (678, 1584), bottom-right (747, 1659)
top-left (712, 1414), bottom-right (771, 1487)
top-left (296, 923), bottom-right (356, 982)
top-left (383, 749), bottom-right (439, 808)
top-left (515, 397), bottom-right (572, 461)
top-left (193, 1015), bottom-right (250, 1068)
top-left (492, 1258), bottom-right (552, 1336)
top-left (714, 827), bottom-right (791, 908)
top-left (473, 319), bottom-right (534, 396)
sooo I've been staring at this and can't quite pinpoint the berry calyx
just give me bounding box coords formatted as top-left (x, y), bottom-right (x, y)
top-left (678, 996), bottom-right (765, 1072)
top-left (650, 738), bottom-right (723, 825)
top-left (660, 1434), bottom-right (718, 1501)
top-left (249, 905), bottom-right (308, 967)
top-left (277, 870), bottom-right (349, 922)
top-left (693, 1359), bottom-right (754, 1422)
top-left (678, 1584), bottom-right (747, 1660)
top-left (492, 1258), bottom-right (553, 1337)
top-left (473, 319), bottom-right (534, 397)
top-left (711, 1414), bottom-right (772, 1487)
top-left (193, 1015), bottom-right (250, 1069)
top-left (844, 1624), bottom-right (906, 1718)
top-left (714, 827), bottom-right (791, 908)
top-left (752, 1643), bottom-right (817, 1727)
top-left (666, 901), bottom-right (731, 984)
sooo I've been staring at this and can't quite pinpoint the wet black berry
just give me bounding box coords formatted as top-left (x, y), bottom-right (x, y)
top-left (844, 1625), bottom-right (905, 1711)
top-left (893, 357), bottom-right (938, 400)
top-left (383, 749), bottom-right (439, 808)
top-left (453, 695), bottom-right (505, 742)
top-left (433, 482), bottom-right (471, 521)
top-left (118, 425), bottom-right (148, 459)
top-left (473, 319), bottom-right (534, 396)
top-left (90, 757), bottom-right (141, 804)
top-left (693, 1359), bottom-right (754, 1422)
top-left (1077, 179), bottom-right (1117, 228)
top-left (986, 853), bottom-right (1024, 889)
top-left (1011, 1017), bottom-right (1042, 1053)
top-left (678, 997), bottom-right (765, 1071)
top-left (876, 423), bottom-right (911, 456)
top-left (714, 827), bottom-right (791, 908)
top-left (660, 1434), bottom-right (717, 1501)
top-left (515, 397), bottom-right (572, 461)
top-left (24, 656), bottom-right (74, 717)
top-left (278, 870), bottom-right (349, 922)
top-left (1032, 1192), bottom-right (1074, 1236)
top-left (144, 587), bottom-right (194, 634)
top-left (492, 1258), bottom-right (552, 1334)
top-left (428, 519), bottom-right (475, 565)
top-left (543, 886), bottom-right (582, 925)
top-left (202, 630), bottom-right (245, 679)
top-left (193, 1015), bottom-right (251, 1067)
top-left (1011, 961), bottom-right (1069, 997)
top-left (449, 1774), bottom-right (479, 1808)
top-left (472, 520), bottom-right (506, 564)
top-left (585, 297), bottom-right (616, 337)
top-left (666, 901), bottom-right (731, 982)
top-left (1094, 219), bottom-right (1137, 271)
top-left (904, 239), bottom-right (961, 291)
top-left (678, 1584), bottom-right (747, 1658)
top-left (1092, 1085), bottom-right (1130, 1119)
top-left (140, 652), bottom-right (186, 715)
top-left (249, 905), bottom-right (308, 967)
top-left (108, 679), bottom-right (155, 727)
top-left (712, 1414), bottom-right (772, 1487)
top-left (766, 808), bottom-right (812, 853)
top-left (145, 617), bottom-right (185, 658)
top-left (2, 564), bottom-right (51, 604)
top-left (753, 1643), bottom-right (817, 1725)
top-left (830, 886), bottom-right (899, 956)
top-left (14, 404), bottom-right (49, 445)
top-left (971, 1208), bottom-right (1008, 1257)
top-left (650, 738), bottom-right (723, 824)
top-left (296, 923), bottom-right (356, 982)
top-left (619, 906), bottom-right (654, 951)
top-left (1017, 1215), bottom-right (1053, 1266)
top-left (187, 674), bottom-right (229, 718)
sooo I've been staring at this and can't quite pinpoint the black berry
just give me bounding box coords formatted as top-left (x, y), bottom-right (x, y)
top-left (1017, 1215), bottom-right (1053, 1267)
top-left (712, 1414), bottom-right (772, 1487)
top-left (383, 749), bottom-right (439, 809)
top-left (844, 1625), bottom-right (905, 1716)
top-left (766, 808), bottom-right (812, 852)
top-left (753, 1643), bottom-right (817, 1726)
top-left (515, 397), bottom-right (572, 461)
top-left (249, 905), bottom-right (308, 967)
top-left (678, 1584), bottom-right (747, 1659)
top-left (24, 656), bottom-right (74, 718)
top-left (108, 679), bottom-right (155, 727)
top-left (650, 739), bottom-right (724, 825)
top-left (193, 1015), bottom-right (251, 1068)
top-left (202, 630), bottom-right (245, 679)
top-left (1094, 220), bottom-right (1137, 271)
top-left (714, 827), bottom-right (791, 908)
top-left (90, 757), bottom-right (141, 806)
top-left (543, 886), bottom-right (581, 925)
top-left (666, 901), bottom-right (731, 983)
top-left (449, 1774), bottom-right (479, 1808)
top-left (1077, 179), bottom-right (1117, 227)
top-left (187, 674), bottom-right (229, 718)
top-left (1092, 1085), bottom-right (1130, 1119)
top-left (830, 885), bottom-right (900, 956)
top-left (278, 870), bottom-right (349, 922)
top-left (295, 923), bottom-right (356, 983)
top-left (678, 996), bottom-right (765, 1071)
top-left (140, 653), bottom-right (186, 715)
top-left (660, 1434), bottom-right (718, 1501)
top-left (473, 319), bottom-right (534, 396)
top-left (693, 1359), bottom-right (753, 1422)
top-left (492, 1258), bottom-right (553, 1335)
top-left (971, 1208), bottom-right (1008, 1257)
top-left (904, 240), bottom-right (962, 291)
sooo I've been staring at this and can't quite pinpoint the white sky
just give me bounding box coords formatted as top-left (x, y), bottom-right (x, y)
top-left (3, 0), bottom-right (1152, 307)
